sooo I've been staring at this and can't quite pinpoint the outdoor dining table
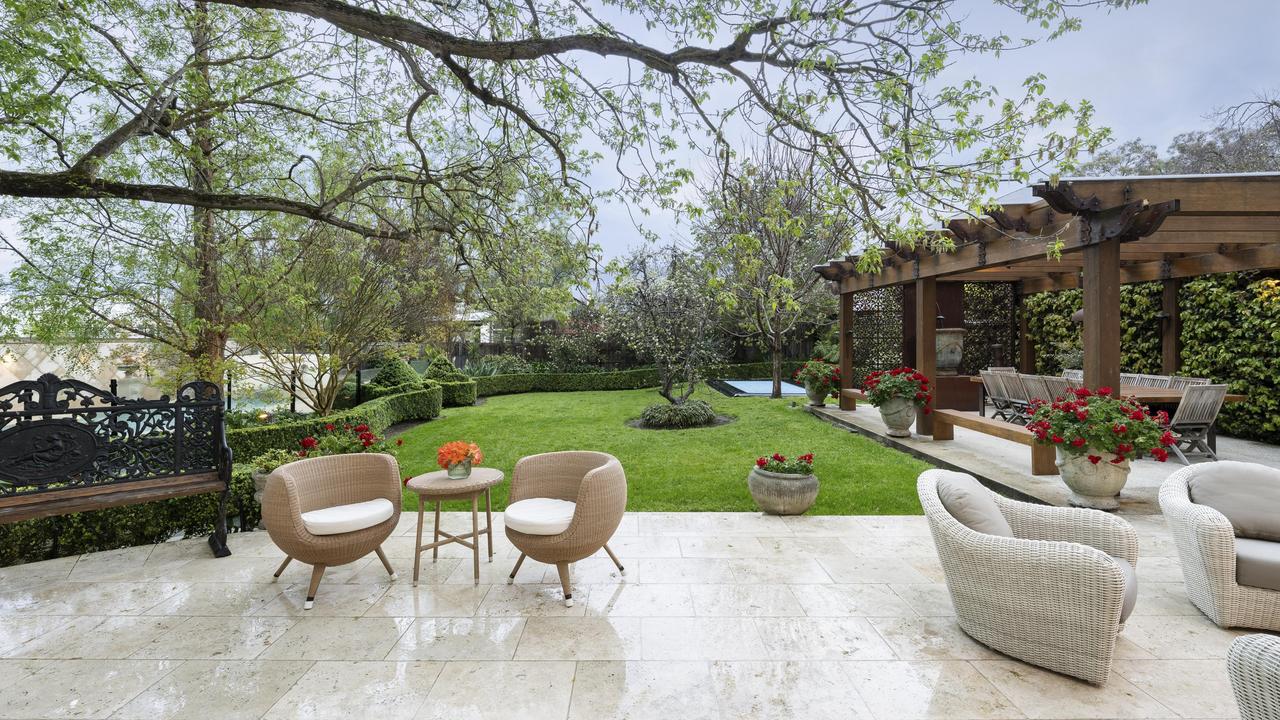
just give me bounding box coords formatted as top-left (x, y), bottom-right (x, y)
top-left (967, 375), bottom-right (1246, 408)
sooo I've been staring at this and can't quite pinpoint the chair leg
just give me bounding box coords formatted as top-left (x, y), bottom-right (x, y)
top-left (375, 546), bottom-right (397, 580)
top-left (508, 553), bottom-right (526, 585)
top-left (555, 561), bottom-right (573, 608)
top-left (603, 543), bottom-right (626, 575)
top-left (305, 564), bottom-right (326, 610)
top-left (273, 556), bottom-right (292, 581)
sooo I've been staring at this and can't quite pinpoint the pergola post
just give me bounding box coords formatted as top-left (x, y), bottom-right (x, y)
top-left (1017, 293), bottom-right (1035, 373)
top-left (1082, 237), bottom-right (1122, 392)
top-left (914, 277), bottom-right (936, 435)
top-left (838, 291), bottom-right (855, 410)
top-left (1161, 278), bottom-right (1183, 375)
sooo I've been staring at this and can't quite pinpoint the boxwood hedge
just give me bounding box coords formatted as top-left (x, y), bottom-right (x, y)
top-left (472, 361), bottom-right (804, 397)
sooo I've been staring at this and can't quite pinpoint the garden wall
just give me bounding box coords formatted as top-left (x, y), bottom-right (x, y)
top-left (1023, 273), bottom-right (1280, 442)
top-left (473, 361), bottom-right (806, 397)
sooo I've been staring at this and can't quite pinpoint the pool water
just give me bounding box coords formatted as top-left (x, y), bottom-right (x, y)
top-left (714, 379), bottom-right (806, 397)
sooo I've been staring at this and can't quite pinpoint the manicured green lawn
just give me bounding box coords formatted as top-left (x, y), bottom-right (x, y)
top-left (395, 388), bottom-right (930, 514)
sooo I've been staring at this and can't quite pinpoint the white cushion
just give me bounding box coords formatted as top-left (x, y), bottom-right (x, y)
top-left (504, 498), bottom-right (576, 536)
top-left (301, 498), bottom-right (395, 536)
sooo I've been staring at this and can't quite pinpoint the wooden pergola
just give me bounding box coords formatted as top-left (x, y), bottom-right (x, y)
top-left (814, 172), bottom-right (1280, 434)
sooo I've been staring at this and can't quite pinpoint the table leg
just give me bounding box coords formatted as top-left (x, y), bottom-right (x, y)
top-left (485, 488), bottom-right (494, 562)
top-left (432, 501), bottom-right (441, 562)
top-left (471, 494), bottom-right (480, 584)
top-left (413, 500), bottom-right (424, 587)
top-left (979, 385), bottom-right (986, 417)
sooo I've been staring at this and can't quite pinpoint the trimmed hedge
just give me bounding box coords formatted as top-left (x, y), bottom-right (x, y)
top-left (473, 361), bottom-right (804, 397)
top-left (228, 384), bottom-right (441, 460)
top-left (1023, 274), bottom-right (1280, 442)
top-left (438, 379), bottom-right (478, 407)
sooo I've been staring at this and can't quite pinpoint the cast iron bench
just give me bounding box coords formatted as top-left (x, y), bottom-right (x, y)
top-left (0, 373), bottom-right (232, 557)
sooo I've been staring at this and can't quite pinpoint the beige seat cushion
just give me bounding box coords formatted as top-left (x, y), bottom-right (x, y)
top-left (935, 471), bottom-right (1013, 537)
top-left (301, 498), bottom-right (395, 536)
top-left (504, 498), bottom-right (576, 535)
top-left (1236, 538), bottom-right (1280, 592)
top-left (1112, 556), bottom-right (1138, 623)
top-left (1188, 461), bottom-right (1280, 542)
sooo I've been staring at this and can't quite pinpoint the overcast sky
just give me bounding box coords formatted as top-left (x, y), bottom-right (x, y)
top-left (589, 0), bottom-right (1280, 259)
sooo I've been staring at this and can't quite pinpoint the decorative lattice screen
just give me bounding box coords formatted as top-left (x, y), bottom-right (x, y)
top-left (960, 282), bottom-right (1020, 374)
top-left (849, 286), bottom-right (905, 384)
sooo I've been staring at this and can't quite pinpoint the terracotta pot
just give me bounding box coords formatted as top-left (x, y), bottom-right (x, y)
top-left (936, 328), bottom-right (967, 375)
top-left (877, 395), bottom-right (917, 437)
top-left (804, 381), bottom-right (830, 407)
top-left (747, 467), bottom-right (819, 515)
top-left (1056, 447), bottom-right (1130, 510)
top-left (447, 460), bottom-right (472, 479)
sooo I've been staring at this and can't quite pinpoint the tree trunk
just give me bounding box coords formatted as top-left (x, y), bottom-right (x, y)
top-left (770, 340), bottom-right (783, 399)
top-left (189, 2), bottom-right (225, 384)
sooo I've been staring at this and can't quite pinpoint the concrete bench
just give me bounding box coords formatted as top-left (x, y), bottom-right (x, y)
top-left (932, 409), bottom-right (1056, 476)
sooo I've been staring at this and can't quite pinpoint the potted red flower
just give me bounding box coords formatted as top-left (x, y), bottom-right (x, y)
top-left (863, 367), bottom-right (932, 437)
top-left (748, 452), bottom-right (818, 515)
top-left (793, 359), bottom-right (840, 407)
top-left (1026, 387), bottom-right (1173, 509)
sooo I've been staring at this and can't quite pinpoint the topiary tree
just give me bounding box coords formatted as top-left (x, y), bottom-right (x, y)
top-left (370, 352), bottom-right (423, 389)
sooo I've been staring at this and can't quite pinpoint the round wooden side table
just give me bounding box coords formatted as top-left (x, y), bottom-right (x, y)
top-left (405, 467), bottom-right (505, 585)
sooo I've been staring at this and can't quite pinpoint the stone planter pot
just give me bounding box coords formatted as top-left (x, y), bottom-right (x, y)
top-left (877, 395), bottom-right (917, 437)
top-left (251, 469), bottom-right (271, 531)
top-left (1056, 447), bottom-right (1131, 510)
top-left (936, 328), bottom-right (968, 375)
top-left (804, 381), bottom-right (831, 407)
top-left (747, 467), bottom-right (819, 515)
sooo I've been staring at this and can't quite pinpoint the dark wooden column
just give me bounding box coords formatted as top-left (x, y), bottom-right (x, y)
top-left (915, 277), bottom-right (937, 434)
top-left (1017, 292), bottom-right (1035, 373)
top-left (838, 291), bottom-right (856, 410)
top-left (1082, 237), bottom-right (1122, 392)
top-left (1161, 278), bottom-right (1183, 375)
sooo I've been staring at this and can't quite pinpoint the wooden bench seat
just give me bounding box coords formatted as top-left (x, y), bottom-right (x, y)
top-left (932, 409), bottom-right (1056, 476)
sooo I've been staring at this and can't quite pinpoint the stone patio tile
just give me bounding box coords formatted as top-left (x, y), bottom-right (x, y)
top-left (581, 583), bottom-right (695, 617)
top-left (7, 615), bottom-right (182, 659)
top-left (588, 535), bottom-right (682, 559)
top-left (841, 534), bottom-right (941, 558)
top-left (755, 536), bottom-right (852, 558)
top-left (689, 583), bottom-right (805, 617)
top-left (972, 660), bottom-right (1177, 719)
top-left (567, 661), bottom-right (719, 720)
top-left (640, 617), bottom-right (769, 661)
top-left (635, 558), bottom-right (735, 584)
top-left (0, 658), bottom-right (179, 719)
top-left (416, 661), bottom-right (575, 720)
top-left (386, 617), bottom-right (524, 661)
top-left (846, 660), bottom-right (1024, 720)
top-left (65, 545), bottom-right (166, 582)
top-left (0, 658), bottom-right (49, 693)
top-left (538, 557), bottom-right (630, 585)
top-left (678, 536), bottom-right (768, 558)
top-left (475, 584), bottom-right (587, 617)
top-left (146, 583), bottom-right (286, 617)
top-left (793, 583), bottom-right (917, 617)
top-left (709, 660), bottom-right (876, 719)
top-left (133, 616), bottom-right (297, 660)
top-left (256, 583), bottom-right (390, 617)
top-left (1127, 582), bottom-right (1202, 616)
top-left (111, 659), bottom-right (313, 720)
top-left (779, 515), bottom-right (869, 536)
top-left (1120, 614), bottom-right (1247, 659)
top-left (262, 660), bottom-right (442, 720)
top-left (869, 616), bottom-right (1004, 660)
top-left (0, 555), bottom-right (77, 590)
top-left (364, 584), bottom-right (488, 617)
top-left (889, 583), bottom-right (957, 617)
top-left (1132, 556), bottom-right (1184, 584)
top-left (0, 616), bottom-right (76, 655)
top-left (513, 616), bottom-right (643, 660)
top-left (817, 555), bottom-right (932, 584)
top-left (856, 515), bottom-right (934, 536)
top-left (727, 557), bottom-right (833, 584)
top-left (755, 617), bottom-right (897, 660)
top-left (258, 616), bottom-right (414, 661)
top-left (0, 581), bottom-right (188, 616)
top-left (1112, 658), bottom-right (1239, 719)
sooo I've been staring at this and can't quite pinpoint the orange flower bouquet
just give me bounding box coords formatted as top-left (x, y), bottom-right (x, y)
top-left (437, 440), bottom-right (483, 479)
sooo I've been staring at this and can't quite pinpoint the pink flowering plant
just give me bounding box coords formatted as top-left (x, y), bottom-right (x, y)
top-left (1025, 387), bottom-right (1175, 465)
top-left (754, 452), bottom-right (815, 475)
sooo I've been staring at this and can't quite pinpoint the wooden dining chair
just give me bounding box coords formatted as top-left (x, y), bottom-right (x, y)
top-left (1042, 375), bottom-right (1073, 401)
top-left (996, 372), bottom-right (1032, 423)
top-left (1132, 374), bottom-right (1171, 388)
top-left (1017, 374), bottom-right (1053, 407)
top-left (1169, 376), bottom-right (1211, 390)
top-left (1168, 384), bottom-right (1229, 463)
top-left (980, 371), bottom-right (1016, 422)
top-left (1062, 369), bottom-right (1084, 383)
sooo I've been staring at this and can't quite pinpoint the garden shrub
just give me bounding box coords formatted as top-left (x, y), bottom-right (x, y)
top-left (370, 352), bottom-right (423, 387)
top-left (472, 361), bottom-right (803, 397)
top-left (639, 399), bottom-right (718, 428)
top-left (438, 379), bottom-right (477, 407)
top-left (465, 353), bottom-right (533, 376)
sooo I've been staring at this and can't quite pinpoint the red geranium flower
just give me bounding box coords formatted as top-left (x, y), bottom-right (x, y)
top-left (1070, 437), bottom-right (1086, 448)
top-left (300, 436), bottom-right (318, 450)
top-left (1097, 386), bottom-right (1113, 396)
top-left (756, 457), bottom-right (767, 468)
top-left (1088, 455), bottom-right (1102, 464)
top-left (324, 423), bottom-right (336, 431)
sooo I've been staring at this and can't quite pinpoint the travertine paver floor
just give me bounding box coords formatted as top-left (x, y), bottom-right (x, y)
top-left (0, 511), bottom-right (1255, 719)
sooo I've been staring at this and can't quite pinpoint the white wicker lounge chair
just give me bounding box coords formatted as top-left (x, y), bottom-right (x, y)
top-left (1159, 463), bottom-right (1280, 631)
top-left (1230, 634), bottom-right (1280, 720)
top-left (919, 469), bottom-right (1139, 685)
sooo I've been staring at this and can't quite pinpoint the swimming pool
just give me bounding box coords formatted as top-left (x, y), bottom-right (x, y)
top-left (711, 378), bottom-right (807, 397)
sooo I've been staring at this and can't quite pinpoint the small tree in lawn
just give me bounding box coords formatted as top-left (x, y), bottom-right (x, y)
top-left (609, 246), bottom-right (722, 406)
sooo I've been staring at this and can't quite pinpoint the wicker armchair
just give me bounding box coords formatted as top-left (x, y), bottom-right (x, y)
top-left (505, 451), bottom-right (627, 607)
top-left (264, 453), bottom-right (401, 609)
top-left (1159, 464), bottom-right (1280, 630)
top-left (1230, 634), bottom-right (1280, 720)
top-left (919, 470), bottom-right (1139, 685)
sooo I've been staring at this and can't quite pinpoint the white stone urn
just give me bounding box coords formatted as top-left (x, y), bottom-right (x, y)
top-left (935, 328), bottom-right (968, 375)
top-left (747, 467), bottom-right (819, 515)
top-left (1056, 448), bottom-right (1130, 510)
top-left (877, 395), bottom-right (917, 438)
top-left (804, 381), bottom-right (831, 407)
